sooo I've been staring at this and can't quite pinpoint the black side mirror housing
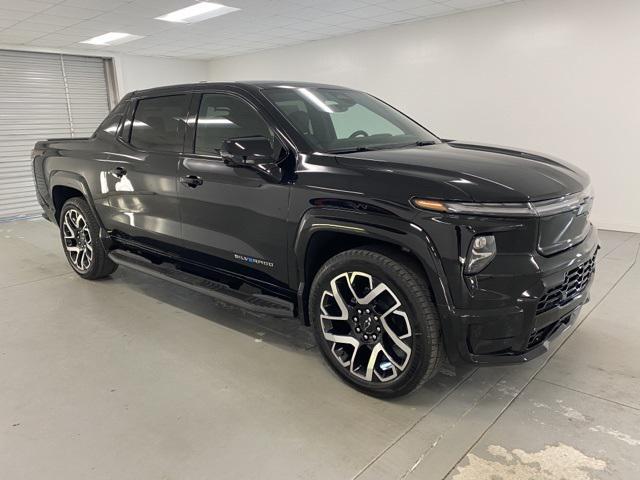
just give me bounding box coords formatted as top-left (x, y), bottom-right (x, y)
top-left (220, 136), bottom-right (275, 166)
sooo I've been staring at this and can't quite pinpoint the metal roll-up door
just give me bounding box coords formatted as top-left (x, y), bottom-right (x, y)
top-left (0, 49), bottom-right (114, 221)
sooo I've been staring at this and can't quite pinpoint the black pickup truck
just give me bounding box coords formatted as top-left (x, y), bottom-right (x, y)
top-left (32, 81), bottom-right (598, 397)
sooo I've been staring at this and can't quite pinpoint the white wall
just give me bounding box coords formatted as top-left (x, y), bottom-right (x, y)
top-left (115, 54), bottom-right (208, 96)
top-left (208, 0), bottom-right (640, 233)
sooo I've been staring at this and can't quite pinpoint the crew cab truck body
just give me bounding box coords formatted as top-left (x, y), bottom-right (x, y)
top-left (32, 82), bottom-right (598, 397)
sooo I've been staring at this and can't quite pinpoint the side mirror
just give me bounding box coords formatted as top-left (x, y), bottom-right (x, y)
top-left (220, 136), bottom-right (275, 166)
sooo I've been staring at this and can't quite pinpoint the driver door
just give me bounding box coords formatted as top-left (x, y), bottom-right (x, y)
top-left (177, 91), bottom-right (291, 287)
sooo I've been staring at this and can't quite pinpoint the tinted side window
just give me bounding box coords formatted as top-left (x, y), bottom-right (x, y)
top-left (130, 95), bottom-right (188, 152)
top-left (195, 94), bottom-right (272, 155)
top-left (95, 98), bottom-right (128, 136)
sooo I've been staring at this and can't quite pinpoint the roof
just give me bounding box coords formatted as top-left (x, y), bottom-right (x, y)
top-left (131, 81), bottom-right (350, 97)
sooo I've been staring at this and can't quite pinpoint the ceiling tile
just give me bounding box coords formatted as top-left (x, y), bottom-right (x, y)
top-left (407, 2), bottom-right (460, 17)
top-left (0, 9), bottom-right (35, 21)
top-left (41, 5), bottom-right (104, 20)
top-left (281, 19), bottom-right (342, 32)
top-left (58, 22), bottom-right (122, 36)
top-left (373, 10), bottom-right (422, 24)
top-left (282, 6), bottom-right (335, 21)
top-left (9, 21), bottom-right (65, 33)
top-left (337, 18), bottom-right (385, 31)
top-left (120, 0), bottom-right (196, 18)
top-left (385, 0), bottom-right (441, 10)
top-left (58, 0), bottom-right (129, 11)
top-left (0, 0), bottom-right (54, 13)
top-left (26, 14), bottom-right (84, 26)
top-left (305, 23), bottom-right (354, 35)
top-left (442, 0), bottom-right (503, 10)
top-left (0, 0), bottom-right (524, 60)
top-left (314, 0), bottom-right (371, 13)
top-left (0, 18), bottom-right (19, 28)
top-left (28, 33), bottom-right (79, 46)
top-left (0, 29), bottom-right (45, 42)
top-left (345, 5), bottom-right (395, 19)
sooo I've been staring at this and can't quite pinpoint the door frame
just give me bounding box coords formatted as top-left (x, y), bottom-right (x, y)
top-left (181, 87), bottom-right (298, 163)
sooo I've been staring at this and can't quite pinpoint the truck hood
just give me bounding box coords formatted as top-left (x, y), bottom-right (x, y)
top-left (335, 141), bottom-right (590, 203)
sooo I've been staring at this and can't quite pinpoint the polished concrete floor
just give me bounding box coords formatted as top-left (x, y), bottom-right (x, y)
top-left (0, 219), bottom-right (638, 480)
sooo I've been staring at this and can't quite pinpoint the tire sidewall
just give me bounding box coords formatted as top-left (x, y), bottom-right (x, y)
top-left (59, 198), bottom-right (104, 279)
top-left (309, 251), bottom-right (434, 397)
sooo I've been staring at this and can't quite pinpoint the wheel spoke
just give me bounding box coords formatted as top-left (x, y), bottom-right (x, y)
top-left (63, 219), bottom-right (75, 238)
top-left (381, 310), bottom-right (412, 370)
top-left (319, 270), bottom-right (413, 384)
top-left (345, 272), bottom-right (373, 304)
top-left (365, 343), bottom-right (383, 381)
top-left (320, 276), bottom-right (349, 320)
top-left (63, 208), bottom-right (92, 272)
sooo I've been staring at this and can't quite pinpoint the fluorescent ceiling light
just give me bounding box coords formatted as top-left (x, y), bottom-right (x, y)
top-left (155, 2), bottom-right (240, 23)
top-left (80, 32), bottom-right (144, 46)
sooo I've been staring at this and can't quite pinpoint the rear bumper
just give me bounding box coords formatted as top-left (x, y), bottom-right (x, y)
top-left (443, 226), bottom-right (598, 366)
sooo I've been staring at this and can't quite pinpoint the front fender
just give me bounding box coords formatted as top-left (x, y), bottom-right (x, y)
top-left (292, 207), bottom-right (455, 324)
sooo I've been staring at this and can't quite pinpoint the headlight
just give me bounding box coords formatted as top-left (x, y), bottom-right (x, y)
top-left (411, 185), bottom-right (593, 218)
top-left (465, 235), bottom-right (496, 274)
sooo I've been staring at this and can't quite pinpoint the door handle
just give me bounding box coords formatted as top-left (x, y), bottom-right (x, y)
top-left (180, 175), bottom-right (203, 188)
top-left (110, 166), bottom-right (127, 177)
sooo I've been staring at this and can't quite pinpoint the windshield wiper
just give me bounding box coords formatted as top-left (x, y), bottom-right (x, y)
top-left (328, 146), bottom-right (376, 154)
top-left (328, 141), bottom-right (437, 154)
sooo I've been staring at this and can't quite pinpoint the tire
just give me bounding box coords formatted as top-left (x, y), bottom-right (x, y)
top-left (309, 247), bottom-right (442, 398)
top-left (59, 197), bottom-right (118, 280)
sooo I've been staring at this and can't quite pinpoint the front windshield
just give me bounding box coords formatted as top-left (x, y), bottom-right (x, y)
top-left (262, 87), bottom-right (439, 153)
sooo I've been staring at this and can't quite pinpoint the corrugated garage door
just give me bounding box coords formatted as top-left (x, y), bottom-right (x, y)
top-left (0, 49), bottom-right (114, 220)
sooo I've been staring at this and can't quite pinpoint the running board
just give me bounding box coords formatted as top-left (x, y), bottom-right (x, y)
top-left (108, 250), bottom-right (294, 317)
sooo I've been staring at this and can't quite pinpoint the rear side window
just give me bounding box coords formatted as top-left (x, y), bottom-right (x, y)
top-left (194, 93), bottom-right (272, 155)
top-left (95, 99), bottom-right (128, 136)
top-left (130, 95), bottom-right (189, 152)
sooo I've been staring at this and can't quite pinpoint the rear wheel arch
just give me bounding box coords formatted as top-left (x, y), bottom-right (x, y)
top-left (49, 172), bottom-right (101, 225)
top-left (52, 185), bottom-right (84, 222)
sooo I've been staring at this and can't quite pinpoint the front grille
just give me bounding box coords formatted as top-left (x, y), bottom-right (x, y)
top-left (527, 316), bottom-right (568, 349)
top-left (536, 253), bottom-right (596, 315)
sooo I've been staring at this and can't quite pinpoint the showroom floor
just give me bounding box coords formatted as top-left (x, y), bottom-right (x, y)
top-left (1, 219), bottom-right (638, 480)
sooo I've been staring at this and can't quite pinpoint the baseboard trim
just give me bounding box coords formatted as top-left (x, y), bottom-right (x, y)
top-left (594, 222), bottom-right (640, 234)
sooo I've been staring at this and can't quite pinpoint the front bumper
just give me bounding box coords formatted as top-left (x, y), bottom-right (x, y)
top-left (442, 226), bottom-right (599, 366)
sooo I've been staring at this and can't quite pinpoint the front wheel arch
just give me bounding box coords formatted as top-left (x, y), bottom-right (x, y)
top-left (293, 212), bottom-right (453, 326)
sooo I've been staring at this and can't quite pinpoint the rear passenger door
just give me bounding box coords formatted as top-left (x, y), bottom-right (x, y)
top-left (177, 90), bottom-right (291, 286)
top-left (96, 93), bottom-right (189, 252)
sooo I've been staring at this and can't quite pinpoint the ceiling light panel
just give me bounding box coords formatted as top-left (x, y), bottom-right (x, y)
top-left (80, 32), bottom-right (145, 46)
top-left (155, 2), bottom-right (240, 23)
